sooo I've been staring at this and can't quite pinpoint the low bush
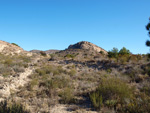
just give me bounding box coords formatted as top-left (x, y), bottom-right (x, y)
top-left (68, 69), bottom-right (76, 76)
top-left (65, 54), bottom-right (75, 59)
top-left (40, 51), bottom-right (47, 56)
top-left (119, 55), bottom-right (130, 64)
top-left (35, 65), bottom-right (66, 76)
top-left (11, 43), bottom-right (20, 47)
top-left (41, 77), bottom-right (70, 89)
top-left (140, 83), bottom-right (150, 96)
top-left (121, 93), bottom-right (150, 113)
top-left (89, 77), bottom-right (133, 111)
top-left (106, 68), bottom-right (112, 73)
top-left (0, 54), bottom-right (31, 77)
top-left (99, 51), bottom-right (104, 55)
top-left (0, 100), bottom-right (29, 113)
top-left (90, 92), bottom-right (103, 110)
top-left (59, 88), bottom-right (75, 104)
top-left (29, 78), bottom-right (39, 91)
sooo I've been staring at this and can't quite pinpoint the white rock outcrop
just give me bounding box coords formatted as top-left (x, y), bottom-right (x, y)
top-left (0, 40), bottom-right (32, 56)
top-left (68, 41), bottom-right (107, 54)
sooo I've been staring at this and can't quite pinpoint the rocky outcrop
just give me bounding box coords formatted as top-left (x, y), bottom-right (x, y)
top-left (68, 41), bottom-right (107, 54)
top-left (0, 40), bottom-right (32, 56)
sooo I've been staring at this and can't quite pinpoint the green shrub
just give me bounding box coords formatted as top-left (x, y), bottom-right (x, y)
top-left (108, 48), bottom-right (119, 58)
top-left (65, 54), bottom-right (75, 59)
top-left (0, 54), bottom-right (31, 77)
top-left (108, 47), bottom-right (131, 60)
top-left (121, 93), bottom-right (150, 113)
top-left (18, 56), bottom-right (31, 63)
top-left (49, 54), bottom-right (57, 61)
top-left (11, 43), bottom-right (20, 47)
top-left (89, 77), bottom-right (133, 110)
top-left (4, 59), bottom-right (13, 65)
top-left (105, 99), bottom-right (117, 109)
top-left (39, 77), bottom-right (72, 101)
top-left (142, 64), bottom-right (150, 76)
top-left (90, 93), bottom-right (103, 110)
top-left (119, 47), bottom-right (131, 55)
top-left (128, 54), bottom-right (142, 62)
top-left (29, 78), bottom-right (38, 91)
top-left (119, 55), bottom-right (130, 64)
top-left (0, 100), bottom-right (29, 113)
top-left (128, 55), bottom-right (138, 62)
top-left (13, 66), bottom-right (25, 73)
top-left (141, 85), bottom-right (150, 96)
top-left (40, 51), bottom-right (47, 56)
top-left (40, 76), bottom-right (70, 90)
top-left (0, 67), bottom-right (12, 77)
top-left (99, 51), bottom-right (104, 55)
top-left (35, 69), bottom-right (46, 76)
top-left (59, 88), bottom-right (74, 104)
top-left (69, 69), bottom-right (76, 76)
top-left (106, 68), bottom-right (112, 73)
top-left (35, 65), bottom-right (67, 77)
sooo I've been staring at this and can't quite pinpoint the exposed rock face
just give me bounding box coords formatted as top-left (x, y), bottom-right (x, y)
top-left (68, 41), bottom-right (107, 54)
top-left (0, 40), bottom-right (32, 56)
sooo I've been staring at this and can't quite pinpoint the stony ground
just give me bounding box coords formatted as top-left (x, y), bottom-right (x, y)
top-left (0, 58), bottom-right (40, 102)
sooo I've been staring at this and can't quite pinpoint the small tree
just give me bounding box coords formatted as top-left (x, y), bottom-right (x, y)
top-left (108, 47), bottom-right (119, 58)
top-left (119, 47), bottom-right (131, 55)
top-left (146, 18), bottom-right (150, 48)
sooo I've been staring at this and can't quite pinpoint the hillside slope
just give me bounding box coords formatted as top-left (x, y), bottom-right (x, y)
top-left (0, 40), bottom-right (150, 113)
top-left (68, 41), bottom-right (107, 54)
top-left (0, 40), bottom-right (32, 56)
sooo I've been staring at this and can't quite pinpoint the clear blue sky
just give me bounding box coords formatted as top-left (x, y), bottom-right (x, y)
top-left (0, 0), bottom-right (149, 54)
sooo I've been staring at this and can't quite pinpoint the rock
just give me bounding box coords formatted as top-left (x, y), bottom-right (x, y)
top-left (68, 41), bottom-right (107, 54)
top-left (0, 40), bottom-right (32, 56)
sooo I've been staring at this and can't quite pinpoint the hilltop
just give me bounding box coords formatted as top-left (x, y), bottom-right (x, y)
top-left (0, 40), bottom-right (32, 56)
top-left (68, 41), bottom-right (107, 54)
top-left (30, 41), bottom-right (107, 55)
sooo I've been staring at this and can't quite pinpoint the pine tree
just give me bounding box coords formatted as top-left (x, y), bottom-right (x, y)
top-left (146, 18), bottom-right (150, 47)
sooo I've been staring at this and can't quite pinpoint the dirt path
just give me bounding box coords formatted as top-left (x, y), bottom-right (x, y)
top-left (50, 104), bottom-right (98, 113)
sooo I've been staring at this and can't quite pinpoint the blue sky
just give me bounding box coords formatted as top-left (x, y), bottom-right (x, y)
top-left (0, 0), bottom-right (149, 54)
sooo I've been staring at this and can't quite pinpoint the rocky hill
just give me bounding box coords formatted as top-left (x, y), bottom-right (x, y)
top-left (1, 40), bottom-right (150, 113)
top-left (0, 40), bottom-right (32, 56)
top-left (68, 41), bottom-right (107, 54)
